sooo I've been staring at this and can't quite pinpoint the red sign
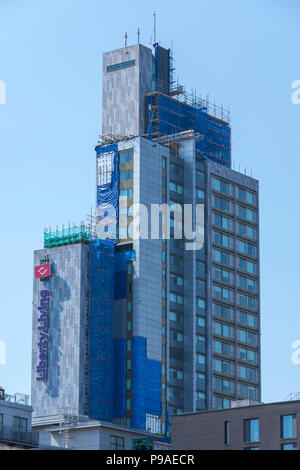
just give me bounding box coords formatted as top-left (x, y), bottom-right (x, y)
top-left (34, 264), bottom-right (51, 279)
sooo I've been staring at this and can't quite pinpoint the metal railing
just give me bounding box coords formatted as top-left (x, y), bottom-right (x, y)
top-left (285, 392), bottom-right (300, 402)
top-left (0, 424), bottom-right (39, 447)
top-left (0, 392), bottom-right (30, 406)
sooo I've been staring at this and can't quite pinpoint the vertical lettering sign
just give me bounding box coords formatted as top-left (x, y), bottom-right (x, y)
top-left (36, 290), bottom-right (50, 381)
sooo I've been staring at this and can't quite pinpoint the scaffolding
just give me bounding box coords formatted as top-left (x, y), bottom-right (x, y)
top-left (44, 223), bottom-right (90, 248)
top-left (146, 90), bottom-right (231, 167)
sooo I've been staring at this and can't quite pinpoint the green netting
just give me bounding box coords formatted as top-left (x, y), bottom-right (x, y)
top-left (44, 226), bottom-right (90, 248)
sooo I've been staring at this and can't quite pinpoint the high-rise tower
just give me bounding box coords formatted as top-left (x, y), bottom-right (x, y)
top-left (31, 41), bottom-right (261, 437)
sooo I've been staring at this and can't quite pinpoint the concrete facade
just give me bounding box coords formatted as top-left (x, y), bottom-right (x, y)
top-left (102, 44), bottom-right (153, 138)
top-left (171, 400), bottom-right (300, 450)
top-left (31, 244), bottom-right (90, 418)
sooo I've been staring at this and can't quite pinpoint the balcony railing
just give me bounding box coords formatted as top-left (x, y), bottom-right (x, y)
top-left (0, 424), bottom-right (39, 447)
top-left (0, 392), bottom-right (30, 406)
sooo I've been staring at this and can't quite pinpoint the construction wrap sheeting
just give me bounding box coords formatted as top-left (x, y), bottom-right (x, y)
top-left (132, 337), bottom-right (162, 431)
top-left (89, 239), bottom-right (115, 421)
top-left (113, 338), bottom-right (126, 419)
top-left (147, 92), bottom-right (231, 167)
top-left (96, 144), bottom-right (119, 242)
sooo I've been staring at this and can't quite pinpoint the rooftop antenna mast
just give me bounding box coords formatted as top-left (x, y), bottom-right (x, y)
top-left (125, 32), bottom-right (128, 48)
top-left (137, 28), bottom-right (140, 44)
top-left (153, 12), bottom-right (157, 43)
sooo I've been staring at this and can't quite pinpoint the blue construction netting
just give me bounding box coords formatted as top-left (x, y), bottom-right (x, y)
top-left (96, 144), bottom-right (119, 243)
top-left (113, 338), bottom-right (126, 419)
top-left (132, 337), bottom-right (162, 431)
top-left (147, 93), bottom-right (231, 168)
top-left (89, 239), bottom-right (115, 421)
top-left (113, 249), bottom-right (136, 420)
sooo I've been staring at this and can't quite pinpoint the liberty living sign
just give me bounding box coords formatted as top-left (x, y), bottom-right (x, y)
top-left (36, 289), bottom-right (50, 382)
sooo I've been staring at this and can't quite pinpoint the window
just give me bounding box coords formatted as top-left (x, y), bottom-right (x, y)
top-left (120, 169), bottom-right (132, 182)
top-left (197, 316), bottom-right (206, 328)
top-left (170, 368), bottom-right (184, 381)
top-left (215, 359), bottom-right (231, 375)
top-left (169, 407), bottom-right (183, 415)
top-left (281, 414), bottom-right (296, 439)
top-left (239, 384), bottom-right (258, 400)
top-left (214, 178), bottom-right (229, 194)
top-left (239, 311), bottom-right (256, 328)
top-left (239, 276), bottom-right (256, 292)
top-left (238, 188), bottom-right (254, 205)
top-left (196, 279), bottom-right (205, 295)
top-left (239, 329), bottom-right (257, 346)
top-left (196, 372), bottom-right (206, 386)
top-left (214, 303), bottom-right (231, 320)
top-left (238, 347), bottom-right (257, 364)
top-left (111, 435), bottom-right (125, 450)
top-left (214, 286), bottom-right (230, 301)
top-left (196, 188), bottom-right (205, 202)
top-left (215, 196), bottom-right (229, 212)
top-left (107, 60), bottom-right (136, 72)
top-left (215, 377), bottom-right (231, 393)
top-left (171, 330), bottom-right (183, 343)
top-left (215, 322), bottom-right (231, 338)
top-left (170, 273), bottom-right (183, 287)
top-left (239, 258), bottom-right (255, 274)
top-left (197, 353), bottom-right (206, 365)
top-left (215, 232), bottom-right (230, 248)
top-left (225, 421), bottom-right (230, 445)
top-left (196, 391), bottom-right (206, 402)
top-left (170, 292), bottom-right (183, 305)
top-left (170, 181), bottom-right (183, 194)
top-left (244, 419), bottom-right (260, 443)
top-left (215, 340), bottom-right (231, 357)
top-left (119, 150), bottom-right (133, 164)
top-left (282, 443), bottom-right (296, 450)
top-left (215, 268), bottom-right (230, 284)
top-left (168, 387), bottom-right (184, 400)
top-left (239, 294), bottom-right (256, 310)
top-left (170, 311), bottom-right (183, 323)
top-left (238, 240), bottom-right (256, 257)
top-left (13, 417), bottom-right (27, 432)
top-left (170, 254), bottom-right (183, 268)
top-left (214, 396), bottom-right (231, 409)
top-left (196, 170), bottom-right (205, 186)
top-left (170, 163), bottom-right (183, 177)
top-left (239, 205), bottom-right (255, 222)
top-left (239, 223), bottom-right (255, 239)
top-left (214, 249), bottom-right (230, 266)
top-left (0, 414), bottom-right (3, 430)
top-left (239, 365), bottom-right (257, 382)
top-left (214, 213), bottom-right (229, 230)
top-left (197, 335), bottom-right (206, 347)
top-left (197, 298), bottom-right (206, 313)
top-left (196, 261), bottom-right (206, 275)
top-left (119, 188), bottom-right (132, 201)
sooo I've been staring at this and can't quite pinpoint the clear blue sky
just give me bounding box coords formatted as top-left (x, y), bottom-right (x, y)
top-left (0, 0), bottom-right (299, 402)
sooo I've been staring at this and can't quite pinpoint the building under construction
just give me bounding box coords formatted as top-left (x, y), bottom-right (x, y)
top-left (31, 40), bottom-right (261, 440)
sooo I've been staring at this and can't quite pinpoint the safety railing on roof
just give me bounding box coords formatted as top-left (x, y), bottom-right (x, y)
top-left (0, 392), bottom-right (30, 406)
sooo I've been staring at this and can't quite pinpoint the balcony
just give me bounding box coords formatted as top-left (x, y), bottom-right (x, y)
top-left (0, 425), bottom-right (39, 448)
